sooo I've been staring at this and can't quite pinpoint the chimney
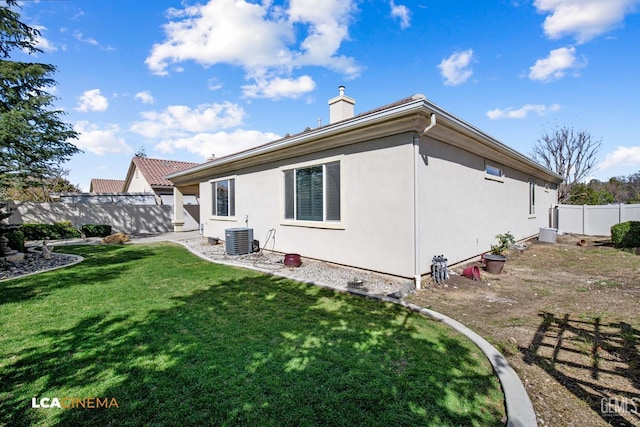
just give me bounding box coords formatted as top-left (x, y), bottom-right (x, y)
top-left (328, 85), bottom-right (355, 124)
top-left (206, 154), bottom-right (216, 162)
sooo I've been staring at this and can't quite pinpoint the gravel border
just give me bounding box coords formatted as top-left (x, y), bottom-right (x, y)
top-left (0, 247), bottom-right (83, 281)
top-left (179, 237), bottom-right (413, 298)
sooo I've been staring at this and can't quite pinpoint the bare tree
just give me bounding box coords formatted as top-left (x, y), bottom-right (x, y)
top-left (531, 125), bottom-right (601, 203)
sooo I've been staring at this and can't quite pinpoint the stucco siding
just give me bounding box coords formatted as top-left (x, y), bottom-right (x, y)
top-left (418, 137), bottom-right (557, 273)
top-left (126, 167), bottom-right (153, 193)
top-left (199, 133), bottom-right (416, 277)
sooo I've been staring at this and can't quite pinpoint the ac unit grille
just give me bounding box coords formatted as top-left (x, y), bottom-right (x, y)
top-left (225, 228), bottom-right (253, 255)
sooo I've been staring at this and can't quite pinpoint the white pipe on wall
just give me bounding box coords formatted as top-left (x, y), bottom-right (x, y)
top-left (413, 114), bottom-right (437, 289)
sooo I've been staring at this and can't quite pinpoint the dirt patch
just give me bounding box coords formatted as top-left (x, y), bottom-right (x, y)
top-left (408, 234), bottom-right (640, 426)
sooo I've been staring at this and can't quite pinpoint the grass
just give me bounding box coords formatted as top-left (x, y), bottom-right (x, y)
top-left (0, 243), bottom-right (504, 426)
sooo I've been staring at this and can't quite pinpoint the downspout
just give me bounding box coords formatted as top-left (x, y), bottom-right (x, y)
top-left (413, 113), bottom-right (437, 289)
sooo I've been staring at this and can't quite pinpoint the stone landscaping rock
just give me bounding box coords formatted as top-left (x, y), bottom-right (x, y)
top-left (102, 233), bottom-right (130, 244)
top-left (0, 252), bottom-right (77, 280)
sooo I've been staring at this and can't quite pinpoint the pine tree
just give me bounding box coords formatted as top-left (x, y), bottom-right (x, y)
top-left (0, 0), bottom-right (79, 196)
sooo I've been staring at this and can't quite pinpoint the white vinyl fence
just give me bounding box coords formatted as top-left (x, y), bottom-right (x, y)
top-left (6, 201), bottom-right (175, 234)
top-left (554, 203), bottom-right (640, 236)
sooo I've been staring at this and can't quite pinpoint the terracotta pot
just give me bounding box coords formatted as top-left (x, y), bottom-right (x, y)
top-left (462, 265), bottom-right (481, 280)
top-left (484, 254), bottom-right (506, 274)
top-left (284, 253), bottom-right (302, 267)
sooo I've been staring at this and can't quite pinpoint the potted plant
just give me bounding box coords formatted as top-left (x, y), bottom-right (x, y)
top-left (484, 232), bottom-right (515, 274)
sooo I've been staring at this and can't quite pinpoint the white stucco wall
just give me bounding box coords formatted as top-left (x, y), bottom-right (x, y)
top-left (125, 167), bottom-right (153, 193)
top-left (417, 137), bottom-right (558, 274)
top-left (200, 133), bottom-right (416, 277)
top-left (197, 131), bottom-right (558, 279)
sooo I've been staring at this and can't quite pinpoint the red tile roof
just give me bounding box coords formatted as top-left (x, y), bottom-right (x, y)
top-left (132, 157), bottom-right (200, 187)
top-left (89, 179), bottom-right (125, 193)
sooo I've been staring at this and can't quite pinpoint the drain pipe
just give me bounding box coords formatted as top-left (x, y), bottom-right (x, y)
top-left (413, 113), bottom-right (437, 289)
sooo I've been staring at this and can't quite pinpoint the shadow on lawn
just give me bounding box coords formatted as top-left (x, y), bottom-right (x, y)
top-left (522, 312), bottom-right (640, 427)
top-left (1, 274), bottom-right (504, 426)
top-left (0, 245), bottom-right (153, 306)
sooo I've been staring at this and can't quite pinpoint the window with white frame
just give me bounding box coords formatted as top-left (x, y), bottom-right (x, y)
top-left (485, 164), bottom-right (504, 179)
top-left (212, 178), bottom-right (235, 217)
top-left (529, 181), bottom-right (536, 215)
top-left (283, 161), bottom-right (340, 222)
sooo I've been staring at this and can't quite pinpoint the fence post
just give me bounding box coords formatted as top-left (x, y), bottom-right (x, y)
top-left (619, 203), bottom-right (624, 223)
top-left (582, 205), bottom-right (587, 235)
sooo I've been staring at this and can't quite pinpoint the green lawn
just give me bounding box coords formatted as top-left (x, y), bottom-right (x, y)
top-left (0, 243), bottom-right (504, 426)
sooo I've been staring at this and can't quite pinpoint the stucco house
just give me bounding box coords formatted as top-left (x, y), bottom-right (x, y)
top-left (167, 88), bottom-right (562, 286)
top-left (122, 157), bottom-right (199, 205)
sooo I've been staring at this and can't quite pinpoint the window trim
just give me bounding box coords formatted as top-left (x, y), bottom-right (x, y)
top-left (209, 176), bottom-right (236, 220)
top-left (484, 162), bottom-right (505, 183)
top-left (280, 156), bottom-right (345, 229)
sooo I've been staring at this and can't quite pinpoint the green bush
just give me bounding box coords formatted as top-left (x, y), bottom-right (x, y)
top-left (22, 222), bottom-right (82, 241)
top-left (611, 221), bottom-right (640, 248)
top-left (81, 224), bottom-right (112, 237)
top-left (5, 230), bottom-right (25, 252)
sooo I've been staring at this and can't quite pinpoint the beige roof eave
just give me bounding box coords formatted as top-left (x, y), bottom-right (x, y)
top-left (167, 95), bottom-right (563, 186)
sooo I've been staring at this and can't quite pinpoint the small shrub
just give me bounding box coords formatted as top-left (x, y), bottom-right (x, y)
top-left (22, 222), bottom-right (82, 240)
top-left (491, 231), bottom-right (515, 255)
top-left (81, 224), bottom-right (112, 237)
top-left (611, 221), bottom-right (640, 248)
top-left (5, 230), bottom-right (25, 252)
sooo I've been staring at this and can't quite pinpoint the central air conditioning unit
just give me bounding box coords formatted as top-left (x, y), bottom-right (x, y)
top-left (225, 228), bottom-right (254, 255)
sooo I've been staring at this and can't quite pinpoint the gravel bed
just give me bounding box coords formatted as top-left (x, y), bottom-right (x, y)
top-left (181, 238), bottom-right (412, 297)
top-left (0, 251), bottom-right (79, 281)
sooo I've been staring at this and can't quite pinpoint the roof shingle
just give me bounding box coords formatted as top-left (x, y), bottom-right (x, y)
top-left (132, 157), bottom-right (199, 187)
top-left (90, 179), bottom-right (125, 193)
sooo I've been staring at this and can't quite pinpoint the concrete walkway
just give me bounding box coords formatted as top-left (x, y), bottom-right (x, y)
top-left (131, 230), bottom-right (537, 427)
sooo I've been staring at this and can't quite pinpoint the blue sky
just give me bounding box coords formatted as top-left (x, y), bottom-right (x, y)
top-left (13, 0), bottom-right (640, 190)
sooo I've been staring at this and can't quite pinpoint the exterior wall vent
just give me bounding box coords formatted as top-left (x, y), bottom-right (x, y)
top-left (225, 227), bottom-right (254, 255)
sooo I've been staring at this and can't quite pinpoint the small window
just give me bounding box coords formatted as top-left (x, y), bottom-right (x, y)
top-left (485, 165), bottom-right (503, 177)
top-left (283, 161), bottom-right (341, 222)
top-left (529, 181), bottom-right (536, 215)
top-left (212, 178), bottom-right (235, 217)
top-left (484, 163), bottom-right (504, 182)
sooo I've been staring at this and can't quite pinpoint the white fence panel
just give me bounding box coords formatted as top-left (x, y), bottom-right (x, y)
top-left (621, 204), bottom-right (640, 222)
top-left (556, 205), bottom-right (585, 234)
top-left (556, 203), bottom-right (640, 236)
top-left (6, 201), bottom-right (174, 234)
top-left (585, 205), bottom-right (620, 236)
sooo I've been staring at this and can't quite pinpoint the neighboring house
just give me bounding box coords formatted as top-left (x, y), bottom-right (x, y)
top-left (122, 157), bottom-right (199, 205)
top-left (167, 88), bottom-right (563, 286)
top-left (89, 179), bottom-right (126, 193)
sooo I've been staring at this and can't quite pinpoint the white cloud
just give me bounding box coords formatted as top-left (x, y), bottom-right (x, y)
top-left (486, 103), bottom-right (561, 119)
top-left (73, 31), bottom-right (98, 46)
top-left (130, 102), bottom-right (245, 139)
top-left (32, 26), bottom-right (57, 52)
top-left (134, 91), bottom-right (155, 104)
top-left (155, 129), bottom-right (281, 159)
top-left (74, 121), bottom-right (132, 155)
top-left (437, 49), bottom-right (474, 86)
top-left (242, 75), bottom-right (316, 99)
top-left (528, 46), bottom-right (585, 82)
top-left (390, 1), bottom-right (411, 29)
top-left (75, 89), bottom-right (109, 112)
top-left (208, 78), bottom-right (223, 91)
top-left (598, 146), bottom-right (640, 170)
top-left (145, 0), bottom-right (360, 98)
top-left (534, 0), bottom-right (639, 43)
